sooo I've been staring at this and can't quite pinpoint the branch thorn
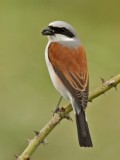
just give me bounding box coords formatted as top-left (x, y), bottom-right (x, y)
top-left (34, 130), bottom-right (40, 136)
top-left (42, 139), bottom-right (48, 145)
top-left (89, 99), bottom-right (92, 102)
top-left (25, 156), bottom-right (30, 160)
top-left (108, 79), bottom-right (117, 90)
top-left (114, 85), bottom-right (117, 91)
top-left (14, 154), bottom-right (19, 159)
top-left (65, 113), bottom-right (73, 121)
top-left (26, 139), bottom-right (32, 144)
top-left (100, 77), bottom-right (106, 84)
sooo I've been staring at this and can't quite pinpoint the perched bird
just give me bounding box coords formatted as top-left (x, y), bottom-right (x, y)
top-left (41, 21), bottom-right (92, 147)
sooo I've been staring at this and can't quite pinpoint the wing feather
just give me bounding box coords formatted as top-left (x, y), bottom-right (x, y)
top-left (48, 42), bottom-right (89, 109)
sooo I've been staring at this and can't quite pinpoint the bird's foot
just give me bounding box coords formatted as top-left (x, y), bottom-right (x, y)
top-left (52, 106), bottom-right (60, 115)
top-left (65, 113), bottom-right (73, 121)
top-left (52, 96), bottom-right (63, 116)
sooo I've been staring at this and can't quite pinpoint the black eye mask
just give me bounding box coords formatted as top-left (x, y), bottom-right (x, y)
top-left (49, 26), bottom-right (75, 38)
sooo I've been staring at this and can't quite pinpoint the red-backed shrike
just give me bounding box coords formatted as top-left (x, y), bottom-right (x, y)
top-left (42, 21), bottom-right (92, 147)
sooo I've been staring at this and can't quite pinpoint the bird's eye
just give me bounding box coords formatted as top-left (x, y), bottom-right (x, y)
top-left (61, 27), bottom-right (66, 32)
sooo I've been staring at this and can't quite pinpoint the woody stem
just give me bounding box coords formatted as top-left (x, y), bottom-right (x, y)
top-left (17, 74), bottom-right (120, 160)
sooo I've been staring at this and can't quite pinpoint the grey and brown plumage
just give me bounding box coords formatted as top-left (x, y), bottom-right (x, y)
top-left (42, 21), bottom-right (93, 147)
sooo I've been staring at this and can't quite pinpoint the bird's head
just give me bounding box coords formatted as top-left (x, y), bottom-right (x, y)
top-left (42, 21), bottom-right (78, 42)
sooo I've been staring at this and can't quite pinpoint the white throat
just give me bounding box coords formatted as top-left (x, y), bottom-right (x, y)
top-left (48, 34), bottom-right (75, 42)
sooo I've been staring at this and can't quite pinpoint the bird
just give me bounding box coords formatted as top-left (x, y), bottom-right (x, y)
top-left (41, 20), bottom-right (93, 147)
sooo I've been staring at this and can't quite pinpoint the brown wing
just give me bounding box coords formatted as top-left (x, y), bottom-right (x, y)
top-left (48, 42), bottom-right (89, 109)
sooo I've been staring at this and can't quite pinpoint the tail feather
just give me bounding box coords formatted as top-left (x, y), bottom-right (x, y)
top-left (75, 110), bottom-right (93, 147)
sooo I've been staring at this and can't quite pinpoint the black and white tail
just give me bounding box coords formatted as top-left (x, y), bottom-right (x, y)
top-left (75, 109), bottom-right (92, 147)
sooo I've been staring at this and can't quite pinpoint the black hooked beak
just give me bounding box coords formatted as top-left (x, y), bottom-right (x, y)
top-left (41, 27), bottom-right (54, 36)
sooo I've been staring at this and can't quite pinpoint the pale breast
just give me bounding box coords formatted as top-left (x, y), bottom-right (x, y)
top-left (45, 42), bottom-right (71, 99)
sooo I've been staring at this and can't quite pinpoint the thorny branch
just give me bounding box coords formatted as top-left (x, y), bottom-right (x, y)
top-left (16, 74), bottom-right (120, 160)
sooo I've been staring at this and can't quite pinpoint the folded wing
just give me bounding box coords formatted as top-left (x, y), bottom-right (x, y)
top-left (48, 42), bottom-right (89, 109)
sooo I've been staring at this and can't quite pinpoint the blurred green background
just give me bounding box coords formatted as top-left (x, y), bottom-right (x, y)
top-left (0, 0), bottom-right (120, 160)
